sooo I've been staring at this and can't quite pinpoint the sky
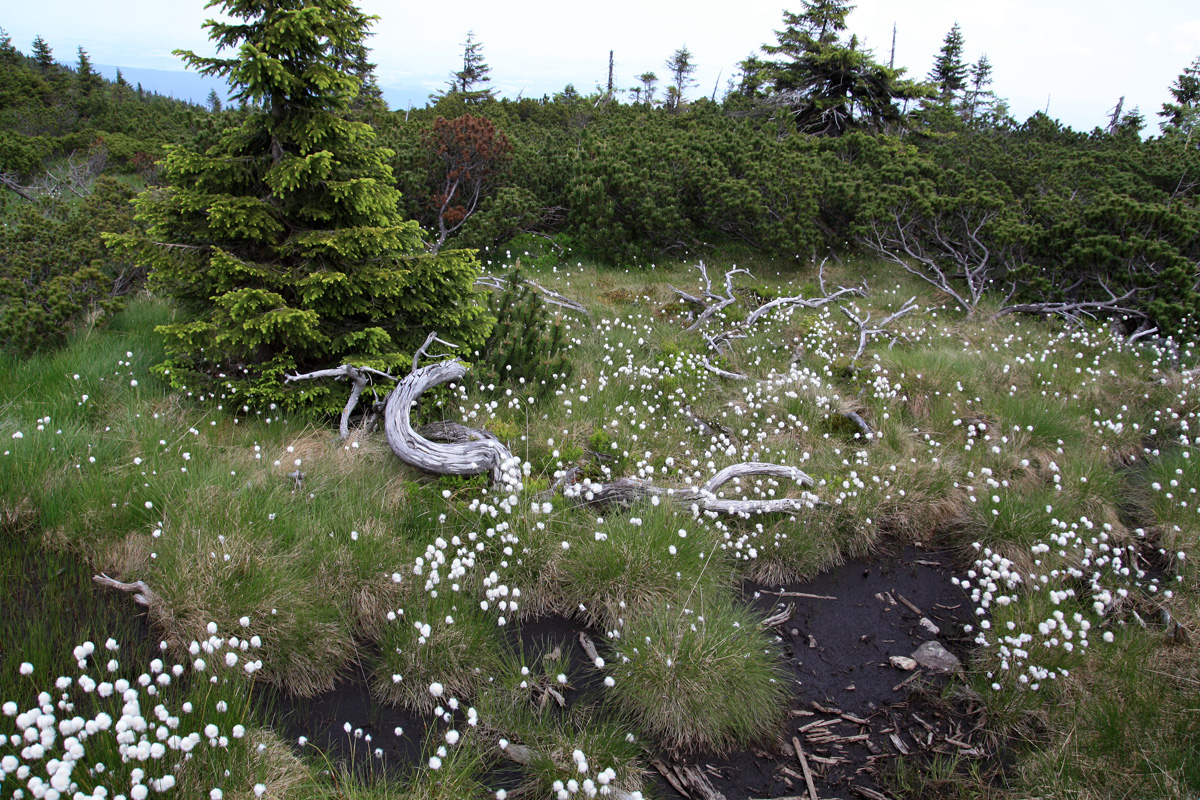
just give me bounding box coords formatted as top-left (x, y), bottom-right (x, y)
top-left (4, 0), bottom-right (1200, 132)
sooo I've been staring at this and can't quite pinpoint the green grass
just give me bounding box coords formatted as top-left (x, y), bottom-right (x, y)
top-left (605, 596), bottom-right (787, 754)
top-left (4, 255), bottom-right (1200, 799)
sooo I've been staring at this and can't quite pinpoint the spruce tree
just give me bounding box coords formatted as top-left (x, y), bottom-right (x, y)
top-left (108, 0), bottom-right (490, 413)
top-left (760, 1), bottom-right (926, 135)
top-left (735, 54), bottom-right (769, 99)
top-left (0, 28), bottom-right (19, 66)
top-left (1161, 55), bottom-right (1200, 138)
top-left (75, 46), bottom-right (101, 96)
top-left (449, 30), bottom-right (494, 104)
top-left (929, 22), bottom-right (967, 102)
top-left (664, 46), bottom-right (697, 110)
top-left (636, 71), bottom-right (658, 105)
top-left (965, 53), bottom-right (993, 121)
top-left (31, 35), bottom-right (53, 73)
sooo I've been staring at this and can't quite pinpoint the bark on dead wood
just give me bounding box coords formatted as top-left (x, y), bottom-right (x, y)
top-left (93, 573), bottom-right (160, 608)
top-left (564, 475), bottom-right (667, 507)
top-left (285, 364), bottom-right (397, 439)
top-left (383, 359), bottom-right (517, 487)
top-left (416, 420), bottom-right (501, 445)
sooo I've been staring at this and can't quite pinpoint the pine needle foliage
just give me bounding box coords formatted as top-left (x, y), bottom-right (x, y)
top-left (477, 269), bottom-right (572, 400)
top-left (107, 0), bottom-right (490, 414)
top-left (0, 177), bottom-right (142, 355)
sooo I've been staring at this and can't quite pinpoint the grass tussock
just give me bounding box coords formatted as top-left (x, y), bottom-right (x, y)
top-left (606, 597), bottom-right (786, 754)
top-left (372, 591), bottom-right (504, 713)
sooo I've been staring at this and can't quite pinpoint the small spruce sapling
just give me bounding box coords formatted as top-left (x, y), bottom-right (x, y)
top-left (477, 269), bottom-right (573, 400)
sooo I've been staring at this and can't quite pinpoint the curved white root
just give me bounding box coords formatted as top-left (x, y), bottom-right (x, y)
top-left (383, 359), bottom-right (519, 487)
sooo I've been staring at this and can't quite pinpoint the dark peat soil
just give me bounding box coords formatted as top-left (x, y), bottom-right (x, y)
top-left (267, 543), bottom-right (991, 799)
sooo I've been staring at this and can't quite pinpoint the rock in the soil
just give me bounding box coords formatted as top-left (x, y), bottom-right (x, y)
top-left (910, 640), bottom-right (962, 674)
top-left (889, 655), bottom-right (918, 671)
top-left (919, 616), bottom-right (941, 636)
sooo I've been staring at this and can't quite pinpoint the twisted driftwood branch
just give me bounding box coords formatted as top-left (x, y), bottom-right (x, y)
top-left (670, 261), bottom-right (751, 333)
top-left (701, 355), bottom-right (748, 381)
top-left (562, 461), bottom-right (817, 516)
top-left (682, 461), bottom-right (816, 515)
top-left (303, 346), bottom-right (819, 515)
top-left (410, 331), bottom-right (459, 372)
top-left (839, 296), bottom-right (918, 367)
top-left (743, 260), bottom-right (866, 327)
top-left (674, 260), bottom-right (869, 385)
top-left (383, 359), bottom-right (516, 486)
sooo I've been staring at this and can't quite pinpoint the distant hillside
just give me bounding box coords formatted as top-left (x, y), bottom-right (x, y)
top-left (95, 63), bottom-right (231, 106)
top-left (95, 63), bottom-right (428, 113)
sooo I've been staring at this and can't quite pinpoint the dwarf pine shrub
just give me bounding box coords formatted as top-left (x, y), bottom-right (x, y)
top-left (0, 177), bottom-right (141, 355)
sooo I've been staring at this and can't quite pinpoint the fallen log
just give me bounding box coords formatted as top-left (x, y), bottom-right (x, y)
top-left (560, 461), bottom-right (817, 516)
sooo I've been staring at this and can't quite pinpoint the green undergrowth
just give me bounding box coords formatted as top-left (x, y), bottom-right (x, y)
top-left (3, 256), bottom-right (1200, 799)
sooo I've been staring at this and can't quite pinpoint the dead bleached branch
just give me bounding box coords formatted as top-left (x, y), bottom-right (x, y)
top-left (285, 364), bottom-right (397, 440)
top-left (670, 261), bottom-right (751, 333)
top-left (839, 296), bottom-right (918, 367)
top-left (93, 573), bottom-right (160, 608)
top-left (383, 358), bottom-right (517, 486)
top-left (301, 341), bottom-right (819, 515)
top-left (742, 260), bottom-right (866, 327)
top-left (475, 273), bottom-right (590, 317)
